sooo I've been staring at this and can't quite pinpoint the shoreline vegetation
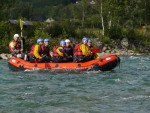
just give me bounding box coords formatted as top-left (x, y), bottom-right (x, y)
top-left (0, 0), bottom-right (150, 58)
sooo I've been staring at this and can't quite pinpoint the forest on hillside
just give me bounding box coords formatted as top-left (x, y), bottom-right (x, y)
top-left (0, 0), bottom-right (150, 53)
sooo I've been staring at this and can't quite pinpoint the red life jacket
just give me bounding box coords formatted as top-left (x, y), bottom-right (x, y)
top-left (53, 46), bottom-right (66, 57)
top-left (9, 40), bottom-right (21, 53)
top-left (73, 44), bottom-right (83, 56)
top-left (52, 46), bottom-right (59, 57)
top-left (29, 44), bottom-right (43, 56)
top-left (29, 44), bottom-right (36, 56)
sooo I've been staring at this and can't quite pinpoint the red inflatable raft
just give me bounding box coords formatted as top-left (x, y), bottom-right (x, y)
top-left (8, 54), bottom-right (120, 71)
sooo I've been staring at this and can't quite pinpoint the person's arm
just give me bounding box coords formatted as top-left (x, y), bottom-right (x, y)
top-left (80, 44), bottom-right (89, 56)
top-left (80, 44), bottom-right (86, 56)
top-left (47, 47), bottom-right (51, 57)
top-left (48, 52), bottom-right (51, 57)
top-left (34, 45), bottom-right (41, 58)
top-left (9, 42), bottom-right (19, 53)
top-left (86, 46), bottom-right (91, 56)
top-left (80, 44), bottom-right (91, 56)
top-left (56, 47), bottom-right (63, 56)
top-left (70, 48), bottom-right (73, 57)
top-left (9, 42), bottom-right (15, 51)
top-left (19, 41), bottom-right (23, 52)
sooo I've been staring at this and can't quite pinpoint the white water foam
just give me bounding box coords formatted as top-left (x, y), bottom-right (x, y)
top-left (121, 95), bottom-right (150, 101)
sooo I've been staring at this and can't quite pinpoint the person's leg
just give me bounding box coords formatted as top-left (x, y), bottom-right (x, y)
top-left (45, 56), bottom-right (51, 62)
top-left (65, 57), bottom-right (73, 62)
top-left (52, 57), bottom-right (62, 63)
top-left (73, 56), bottom-right (78, 62)
top-left (29, 56), bottom-right (36, 63)
top-left (12, 52), bottom-right (17, 57)
top-left (73, 56), bottom-right (84, 62)
top-left (38, 58), bottom-right (45, 63)
top-left (84, 55), bottom-right (94, 62)
top-left (62, 57), bottom-right (68, 62)
top-left (78, 56), bottom-right (85, 62)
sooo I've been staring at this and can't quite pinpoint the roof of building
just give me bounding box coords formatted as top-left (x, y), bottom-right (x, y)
top-left (9, 19), bottom-right (33, 26)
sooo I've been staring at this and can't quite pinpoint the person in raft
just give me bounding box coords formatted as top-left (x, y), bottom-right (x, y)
top-left (73, 37), bottom-right (92, 62)
top-left (64, 39), bottom-right (73, 62)
top-left (29, 38), bottom-right (45, 63)
top-left (41, 38), bottom-right (51, 62)
top-left (52, 40), bottom-right (69, 63)
top-left (9, 34), bottom-right (23, 58)
top-left (87, 39), bottom-right (99, 60)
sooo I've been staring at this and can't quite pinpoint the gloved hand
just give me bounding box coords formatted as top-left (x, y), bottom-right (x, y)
top-left (14, 50), bottom-right (20, 53)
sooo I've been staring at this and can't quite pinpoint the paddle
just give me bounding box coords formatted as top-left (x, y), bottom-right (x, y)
top-left (20, 19), bottom-right (28, 60)
top-left (91, 48), bottom-right (100, 53)
top-left (20, 19), bottom-right (23, 50)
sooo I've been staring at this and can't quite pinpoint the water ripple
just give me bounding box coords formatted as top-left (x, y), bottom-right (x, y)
top-left (0, 56), bottom-right (150, 113)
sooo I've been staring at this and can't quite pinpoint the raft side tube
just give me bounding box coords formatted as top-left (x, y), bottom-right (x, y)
top-left (8, 54), bottom-right (120, 71)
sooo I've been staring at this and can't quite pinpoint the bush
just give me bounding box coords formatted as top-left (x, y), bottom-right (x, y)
top-left (0, 21), bottom-right (20, 52)
top-left (106, 25), bottom-right (126, 40)
top-left (45, 23), bottom-right (63, 37)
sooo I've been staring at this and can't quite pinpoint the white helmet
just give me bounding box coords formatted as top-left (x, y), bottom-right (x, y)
top-left (65, 39), bottom-right (70, 43)
top-left (13, 34), bottom-right (19, 39)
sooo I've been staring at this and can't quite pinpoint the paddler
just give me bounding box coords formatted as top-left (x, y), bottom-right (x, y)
top-left (87, 39), bottom-right (99, 60)
top-left (29, 38), bottom-right (45, 63)
top-left (41, 38), bottom-right (51, 62)
top-left (64, 39), bottom-right (73, 62)
top-left (52, 40), bottom-right (69, 62)
top-left (73, 37), bottom-right (93, 62)
top-left (8, 34), bottom-right (23, 58)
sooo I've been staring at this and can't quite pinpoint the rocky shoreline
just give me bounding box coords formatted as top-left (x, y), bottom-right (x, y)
top-left (100, 48), bottom-right (143, 56)
top-left (1, 38), bottom-right (149, 60)
top-left (0, 53), bottom-right (12, 60)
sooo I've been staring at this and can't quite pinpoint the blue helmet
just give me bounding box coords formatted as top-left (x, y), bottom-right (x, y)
top-left (60, 40), bottom-right (66, 45)
top-left (82, 37), bottom-right (88, 41)
top-left (44, 38), bottom-right (49, 42)
top-left (88, 39), bottom-right (92, 43)
top-left (37, 38), bottom-right (43, 43)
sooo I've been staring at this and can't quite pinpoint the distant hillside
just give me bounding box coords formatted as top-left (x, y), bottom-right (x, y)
top-left (19, 0), bottom-right (77, 19)
top-left (20, 0), bottom-right (76, 5)
top-left (0, 0), bottom-right (77, 20)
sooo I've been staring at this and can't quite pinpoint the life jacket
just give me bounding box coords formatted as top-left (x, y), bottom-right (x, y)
top-left (41, 45), bottom-right (50, 57)
top-left (73, 44), bottom-right (83, 56)
top-left (29, 44), bottom-right (42, 56)
top-left (53, 46), bottom-right (66, 57)
top-left (9, 40), bottom-right (21, 53)
top-left (52, 46), bottom-right (59, 57)
top-left (29, 44), bottom-right (36, 56)
top-left (64, 45), bottom-right (73, 56)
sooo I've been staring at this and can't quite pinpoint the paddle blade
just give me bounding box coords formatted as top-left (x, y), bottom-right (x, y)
top-left (20, 19), bottom-right (23, 30)
top-left (91, 48), bottom-right (100, 53)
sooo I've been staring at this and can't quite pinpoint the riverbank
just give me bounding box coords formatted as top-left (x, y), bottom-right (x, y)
top-left (0, 53), bottom-right (12, 60)
top-left (99, 49), bottom-right (143, 56)
top-left (0, 49), bottom-right (145, 60)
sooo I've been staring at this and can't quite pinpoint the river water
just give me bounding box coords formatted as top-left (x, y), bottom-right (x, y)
top-left (0, 56), bottom-right (149, 113)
